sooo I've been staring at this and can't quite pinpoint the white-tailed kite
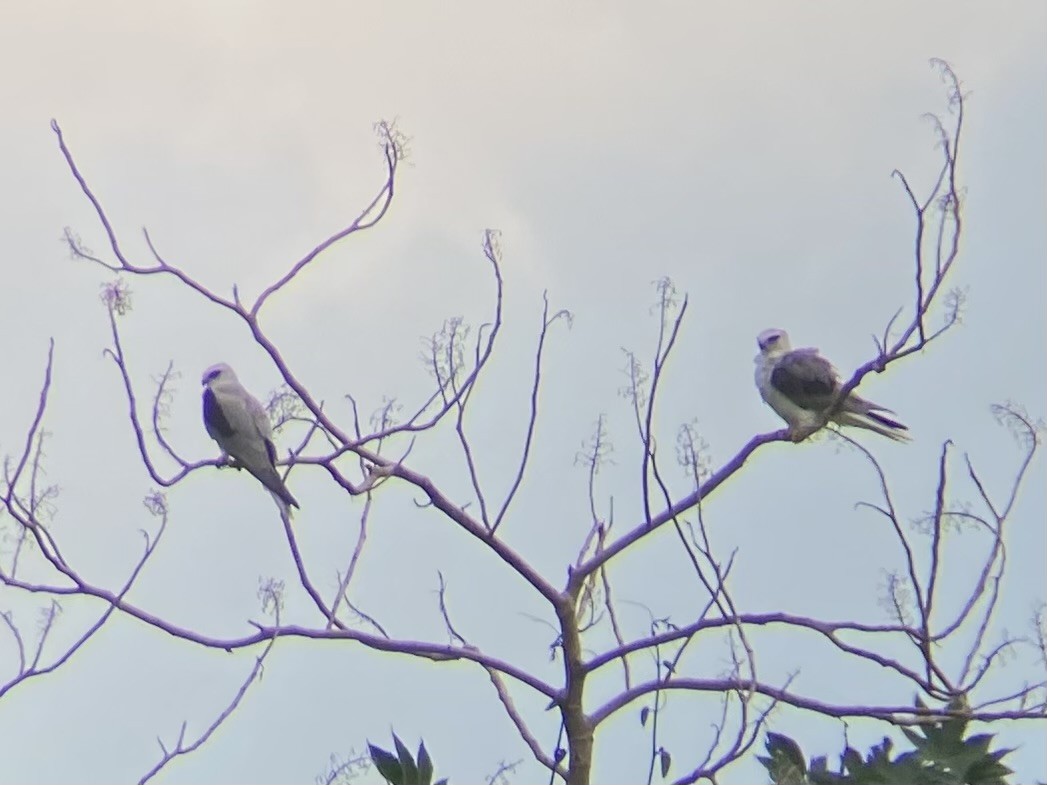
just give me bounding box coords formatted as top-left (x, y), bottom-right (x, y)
top-left (202, 363), bottom-right (300, 510)
top-left (754, 328), bottom-right (910, 442)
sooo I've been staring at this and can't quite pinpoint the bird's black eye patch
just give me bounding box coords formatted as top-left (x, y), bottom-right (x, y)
top-left (205, 369), bottom-right (222, 383)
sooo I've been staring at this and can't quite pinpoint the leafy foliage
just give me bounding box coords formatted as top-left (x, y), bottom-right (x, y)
top-left (759, 698), bottom-right (1015, 785)
top-left (368, 733), bottom-right (447, 785)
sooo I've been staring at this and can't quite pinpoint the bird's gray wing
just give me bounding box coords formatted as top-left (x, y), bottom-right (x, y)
top-left (242, 393), bottom-right (278, 465)
top-left (207, 386), bottom-right (300, 509)
top-left (770, 348), bottom-right (839, 411)
top-left (240, 393), bottom-right (299, 508)
top-left (206, 387), bottom-right (272, 463)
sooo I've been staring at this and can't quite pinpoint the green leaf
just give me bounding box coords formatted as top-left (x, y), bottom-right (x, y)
top-left (763, 733), bottom-right (807, 784)
top-left (758, 698), bottom-right (1019, 785)
top-left (900, 725), bottom-right (926, 748)
top-left (640, 706), bottom-right (650, 727)
top-left (867, 736), bottom-right (892, 763)
top-left (987, 747), bottom-right (1016, 764)
top-left (964, 733), bottom-right (994, 757)
top-left (964, 746), bottom-right (1015, 785)
top-left (940, 711), bottom-right (968, 747)
top-left (842, 747), bottom-right (862, 774)
top-left (369, 743), bottom-right (405, 784)
top-left (808, 768), bottom-right (843, 785)
top-left (417, 740), bottom-right (434, 785)
top-left (393, 733), bottom-right (419, 785)
top-left (659, 748), bottom-right (672, 778)
top-left (766, 732), bottom-right (807, 773)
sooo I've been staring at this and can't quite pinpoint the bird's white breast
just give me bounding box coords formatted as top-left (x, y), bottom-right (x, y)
top-left (754, 351), bottom-right (815, 429)
top-left (753, 353), bottom-right (775, 402)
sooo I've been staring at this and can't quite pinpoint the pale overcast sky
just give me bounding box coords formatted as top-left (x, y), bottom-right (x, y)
top-left (0, 2), bottom-right (1044, 783)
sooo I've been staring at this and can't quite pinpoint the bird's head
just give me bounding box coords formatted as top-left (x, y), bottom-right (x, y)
top-left (201, 363), bottom-right (237, 387)
top-left (757, 328), bottom-right (792, 356)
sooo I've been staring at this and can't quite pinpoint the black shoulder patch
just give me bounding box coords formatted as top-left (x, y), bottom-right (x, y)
top-left (771, 354), bottom-right (837, 410)
top-left (203, 389), bottom-right (236, 438)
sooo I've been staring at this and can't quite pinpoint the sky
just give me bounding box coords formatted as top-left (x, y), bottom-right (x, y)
top-left (0, 1), bottom-right (1044, 783)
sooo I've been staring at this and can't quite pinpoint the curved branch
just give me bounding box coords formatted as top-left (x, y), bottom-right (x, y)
top-left (139, 622), bottom-right (281, 783)
top-left (586, 611), bottom-right (929, 690)
top-left (590, 676), bottom-right (1044, 728)
top-left (492, 293), bottom-right (571, 534)
top-left (251, 121), bottom-right (403, 317)
top-left (574, 429), bottom-right (788, 581)
top-left (1, 505), bottom-right (169, 701)
top-left (0, 557), bottom-right (558, 700)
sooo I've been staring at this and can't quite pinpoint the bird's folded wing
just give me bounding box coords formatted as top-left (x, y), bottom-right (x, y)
top-left (770, 350), bottom-right (839, 411)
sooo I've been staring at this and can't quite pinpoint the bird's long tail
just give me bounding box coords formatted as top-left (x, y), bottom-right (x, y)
top-left (836, 397), bottom-right (911, 442)
top-left (250, 465), bottom-right (301, 510)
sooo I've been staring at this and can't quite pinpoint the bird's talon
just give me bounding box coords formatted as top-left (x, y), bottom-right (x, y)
top-left (788, 424), bottom-right (818, 443)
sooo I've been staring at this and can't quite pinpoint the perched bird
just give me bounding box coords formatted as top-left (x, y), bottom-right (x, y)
top-left (754, 328), bottom-right (910, 442)
top-left (201, 363), bottom-right (300, 510)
